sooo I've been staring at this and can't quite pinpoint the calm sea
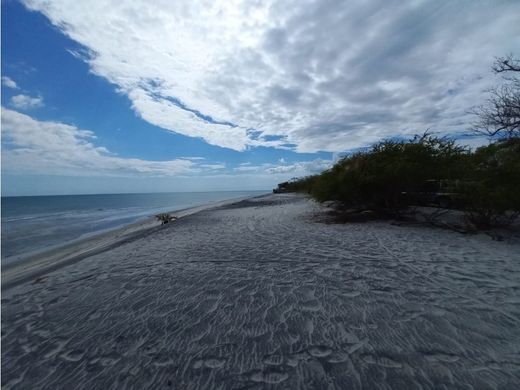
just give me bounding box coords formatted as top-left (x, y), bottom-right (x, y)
top-left (1, 191), bottom-right (266, 261)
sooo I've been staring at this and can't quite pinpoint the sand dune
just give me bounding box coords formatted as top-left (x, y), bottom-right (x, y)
top-left (2, 194), bottom-right (519, 389)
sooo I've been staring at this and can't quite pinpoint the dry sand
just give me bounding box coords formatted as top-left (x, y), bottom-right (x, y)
top-left (2, 193), bottom-right (519, 389)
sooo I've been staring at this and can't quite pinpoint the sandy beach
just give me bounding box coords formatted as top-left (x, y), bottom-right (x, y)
top-left (2, 193), bottom-right (520, 389)
top-left (2, 195), bottom-right (256, 289)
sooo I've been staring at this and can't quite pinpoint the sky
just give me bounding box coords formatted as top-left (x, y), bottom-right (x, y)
top-left (1, 0), bottom-right (519, 196)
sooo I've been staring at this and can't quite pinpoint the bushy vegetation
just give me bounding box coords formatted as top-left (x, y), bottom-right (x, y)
top-left (459, 137), bottom-right (520, 227)
top-left (276, 135), bottom-right (520, 228)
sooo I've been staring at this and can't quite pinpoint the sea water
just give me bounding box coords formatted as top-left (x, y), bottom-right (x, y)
top-left (1, 191), bottom-right (266, 261)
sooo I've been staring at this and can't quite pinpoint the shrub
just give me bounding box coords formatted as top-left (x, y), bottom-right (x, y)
top-left (460, 138), bottom-right (520, 228)
top-left (156, 213), bottom-right (176, 224)
top-left (277, 134), bottom-right (520, 228)
top-left (301, 134), bottom-right (469, 210)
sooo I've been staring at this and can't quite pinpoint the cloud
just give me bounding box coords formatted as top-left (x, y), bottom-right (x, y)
top-left (234, 165), bottom-right (261, 172)
top-left (10, 94), bottom-right (44, 109)
top-left (265, 159), bottom-right (332, 175)
top-left (234, 158), bottom-right (331, 176)
top-left (2, 76), bottom-right (18, 89)
top-left (21, 0), bottom-right (520, 152)
top-left (1, 108), bottom-right (219, 176)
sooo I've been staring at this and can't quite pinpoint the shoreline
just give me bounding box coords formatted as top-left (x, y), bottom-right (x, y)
top-left (1, 193), bottom-right (267, 290)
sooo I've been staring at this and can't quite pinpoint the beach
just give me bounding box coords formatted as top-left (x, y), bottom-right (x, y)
top-left (2, 193), bottom-right (520, 389)
top-left (1, 191), bottom-right (265, 261)
top-left (1, 195), bottom-right (261, 289)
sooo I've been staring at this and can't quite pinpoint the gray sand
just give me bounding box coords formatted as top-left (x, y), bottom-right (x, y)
top-left (2, 195), bottom-right (253, 289)
top-left (2, 194), bottom-right (520, 389)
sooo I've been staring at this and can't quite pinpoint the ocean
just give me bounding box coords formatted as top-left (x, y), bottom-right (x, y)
top-left (1, 190), bottom-right (266, 262)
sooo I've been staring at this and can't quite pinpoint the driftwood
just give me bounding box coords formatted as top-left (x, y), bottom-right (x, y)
top-left (156, 213), bottom-right (178, 225)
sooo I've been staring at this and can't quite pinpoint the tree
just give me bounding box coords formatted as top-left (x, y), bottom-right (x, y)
top-left (281, 134), bottom-right (469, 211)
top-left (473, 55), bottom-right (520, 138)
top-left (460, 137), bottom-right (520, 228)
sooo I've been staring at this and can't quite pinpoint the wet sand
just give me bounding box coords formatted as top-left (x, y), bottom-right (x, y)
top-left (2, 193), bottom-right (520, 389)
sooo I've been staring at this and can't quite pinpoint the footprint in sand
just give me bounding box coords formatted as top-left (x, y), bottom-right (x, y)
top-left (341, 337), bottom-right (368, 354)
top-left (327, 351), bottom-right (350, 363)
top-left (342, 291), bottom-right (361, 298)
top-left (21, 340), bottom-right (39, 353)
top-left (89, 352), bottom-right (120, 367)
top-left (151, 353), bottom-right (176, 367)
top-left (190, 322), bottom-right (211, 341)
top-left (248, 368), bottom-right (289, 384)
top-left (308, 345), bottom-right (333, 358)
top-left (263, 354), bottom-right (284, 366)
top-left (233, 284), bottom-right (248, 293)
top-left (341, 329), bottom-right (360, 344)
top-left (192, 357), bottom-right (226, 369)
top-left (303, 318), bottom-right (314, 337)
top-left (99, 356), bottom-right (119, 367)
top-left (361, 354), bottom-right (402, 368)
top-left (204, 357), bottom-right (226, 368)
top-left (300, 299), bottom-right (321, 312)
top-left (285, 350), bottom-right (310, 367)
top-left (60, 349), bottom-right (85, 362)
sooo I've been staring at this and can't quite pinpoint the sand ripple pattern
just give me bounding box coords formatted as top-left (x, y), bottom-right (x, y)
top-left (2, 194), bottom-right (520, 389)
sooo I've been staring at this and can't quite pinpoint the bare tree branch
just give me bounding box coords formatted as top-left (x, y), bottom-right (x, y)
top-left (473, 55), bottom-right (520, 138)
top-left (492, 54), bottom-right (520, 73)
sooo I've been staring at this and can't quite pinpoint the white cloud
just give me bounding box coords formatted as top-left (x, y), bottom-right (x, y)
top-left (2, 76), bottom-right (18, 89)
top-left (265, 159), bottom-right (332, 175)
top-left (200, 163), bottom-right (226, 169)
top-left (1, 108), bottom-right (218, 176)
top-left (234, 165), bottom-right (262, 172)
top-left (21, 0), bottom-right (520, 152)
top-left (10, 94), bottom-right (44, 109)
top-left (233, 158), bottom-right (331, 176)
top-left (127, 88), bottom-right (252, 151)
